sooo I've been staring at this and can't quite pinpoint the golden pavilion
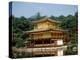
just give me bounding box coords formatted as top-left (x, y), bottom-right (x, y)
top-left (25, 17), bottom-right (68, 57)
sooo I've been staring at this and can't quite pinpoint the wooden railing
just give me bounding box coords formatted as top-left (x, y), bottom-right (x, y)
top-left (34, 43), bottom-right (55, 47)
top-left (29, 36), bottom-right (64, 40)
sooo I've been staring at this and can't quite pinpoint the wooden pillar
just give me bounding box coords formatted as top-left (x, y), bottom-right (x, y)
top-left (42, 39), bottom-right (44, 56)
top-left (32, 40), bottom-right (35, 57)
top-left (42, 39), bottom-right (44, 44)
top-left (50, 39), bottom-right (52, 56)
top-left (34, 40), bottom-right (35, 46)
top-left (50, 39), bottom-right (51, 44)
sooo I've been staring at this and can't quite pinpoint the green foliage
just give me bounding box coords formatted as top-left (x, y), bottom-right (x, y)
top-left (64, 44), bottom-right (78, 55)
top-left (12, 16), bottom-right (33, 48)
top-left (59, 12), bottom-right (78, 55)
top-left (49, 15), bottom-right (57, 20)
top-left (60, 14), bottom-right (78, 43)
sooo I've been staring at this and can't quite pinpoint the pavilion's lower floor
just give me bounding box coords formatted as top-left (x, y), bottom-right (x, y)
top-left (26, 46), bottom-right (67, 56)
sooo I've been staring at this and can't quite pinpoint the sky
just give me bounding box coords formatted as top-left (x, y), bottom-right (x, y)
top-left (12, 2), bottom-right (78, 18)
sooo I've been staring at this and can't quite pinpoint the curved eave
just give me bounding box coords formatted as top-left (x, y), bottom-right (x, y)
top-left (25, 29), bottom-right (68, 34)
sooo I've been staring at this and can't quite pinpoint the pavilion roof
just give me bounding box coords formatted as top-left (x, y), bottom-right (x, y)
top-left (32, 17), bottom-right (61, 24)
